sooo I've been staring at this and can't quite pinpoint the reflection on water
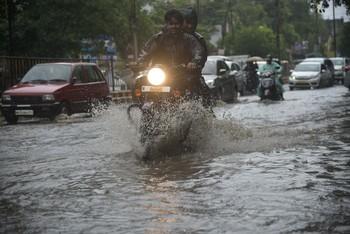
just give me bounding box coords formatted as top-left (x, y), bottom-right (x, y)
top-left (0, 86), bottom-right (350, 233)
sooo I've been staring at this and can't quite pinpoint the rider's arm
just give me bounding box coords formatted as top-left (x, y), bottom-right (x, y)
top-left (186, 33), bottom-right (205, 70)
top-left (137, 33), bottom-right (162, 66)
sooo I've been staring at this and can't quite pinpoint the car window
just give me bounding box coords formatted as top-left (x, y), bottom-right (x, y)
top-left (231, 63), bottom-right (240, 71)
top-left (217, 60), bottom-right (228, 74)
top-left (95, 67), bottom-right (105, 81)
top-left (72, 65), bottom-right (83, 83)
top-left (295, 63), bottom-right (320, 72)
top-left (202, 60), bottom-right (216, 75)
top-left (86, 65), bottom-right (100, 83)
top-left (21, 64), bottom-right (71, 82)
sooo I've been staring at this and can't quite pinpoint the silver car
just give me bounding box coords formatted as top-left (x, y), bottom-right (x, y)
top-left (330, 57), bottom-right (350, 84)
top-left (289, 62), bottom-right (333, 90)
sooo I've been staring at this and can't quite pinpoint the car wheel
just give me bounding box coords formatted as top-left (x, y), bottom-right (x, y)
top-left (4, 115), bottom-right (18, 124)
top-left (60, 102), bottom-right (72, 116)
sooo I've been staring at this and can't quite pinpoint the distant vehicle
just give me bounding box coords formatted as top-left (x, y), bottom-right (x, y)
top-left (202, 57), bottom-right (238, 103)
top-left (329, 57), bottom-right (350, 84)
top-left (288, 62), bottom-right (333, 90)
top-left (343, 64), bottom-right (350, 90)
top-left (207, 55), bottom-right (246, 96)
top-left (302, 57), bottom-right (335, 84)
top-left (1, 63), bottom-right (111, 124)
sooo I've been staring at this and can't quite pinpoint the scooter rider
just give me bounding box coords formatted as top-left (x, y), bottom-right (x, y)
top-left (137, 9), bottom-right (204, 93)
top-left (258, 54), bottom-right (284, 100)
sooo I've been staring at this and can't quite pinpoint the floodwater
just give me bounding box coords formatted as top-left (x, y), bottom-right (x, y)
top-left (0, 85), bottom-right (350, 233)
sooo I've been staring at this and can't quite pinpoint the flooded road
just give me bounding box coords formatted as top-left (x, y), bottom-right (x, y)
top-left (1, 85), bottom-right (350, 233)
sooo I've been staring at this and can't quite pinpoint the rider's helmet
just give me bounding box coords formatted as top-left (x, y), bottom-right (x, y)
top-left (182, 7), bottom-right (198, 33)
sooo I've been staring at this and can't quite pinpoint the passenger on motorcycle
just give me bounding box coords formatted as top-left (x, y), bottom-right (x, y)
top-left (257, 54), bottom-right (284, 100)
top-left (182, 7), bottom-right (211, 105)
top-left (137, 9), bottom-right (204, 95)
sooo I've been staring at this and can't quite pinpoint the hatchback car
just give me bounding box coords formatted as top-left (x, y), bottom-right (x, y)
top-left (330, 57), bottom-right (350, 84)
top-left (288, 62), bottom-right (333, 90)
top-left (1, 62), bottom-right (111, 124)
top-left (202, 57), bottom-right (238, 103)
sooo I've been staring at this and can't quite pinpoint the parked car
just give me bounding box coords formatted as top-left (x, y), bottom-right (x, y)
top-left (330, 57), bottom-right (350, 84)
top-left (288, 62), bottom-right (333, 90)
top-left (207, 55), bottom-right (246, 96)
top-left (1, 62), bottom-right (111, 124)
top-left (202, 57), bottom-right (238, 103)
top-left (302, 57), bottom-right (335, 84)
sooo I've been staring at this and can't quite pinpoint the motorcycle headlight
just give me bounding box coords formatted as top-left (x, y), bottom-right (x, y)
top-left (2, 94), bottom-right (11, 102)
top-left (42, 94), bottom-right (55, 102)
top-left (147, 67), bottom-right (166, 85)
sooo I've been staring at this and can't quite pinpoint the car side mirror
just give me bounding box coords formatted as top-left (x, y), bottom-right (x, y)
top-left (218, 68), bottom-right (226, 75)
top-left (71, 76), bottom-right (77, 84)
top-left (289, 69), bottom-right (294, 73)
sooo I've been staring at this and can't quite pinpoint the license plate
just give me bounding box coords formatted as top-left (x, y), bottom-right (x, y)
top-left (142, 86), bottom-right (170, 93)
top-left (15, 109), bottom-right (34, 116)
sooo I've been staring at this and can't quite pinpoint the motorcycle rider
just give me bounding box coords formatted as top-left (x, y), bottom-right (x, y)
top-left (243, 60), bottom-right (259, 92)
top-left (181, 7), bottom-right (212, 106)
top-left (258, 54), bottom-right (284, 100)
top-left (137, 9), bottom-right (204, 94)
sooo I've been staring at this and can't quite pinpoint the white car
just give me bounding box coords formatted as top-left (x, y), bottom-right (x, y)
top-left (330, 57), bottom-right (350, 84)
top-left (289, 62), bottom-right (333, 90)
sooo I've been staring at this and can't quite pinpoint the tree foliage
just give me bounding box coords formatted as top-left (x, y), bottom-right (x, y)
top-left (1, 0), bottom-right (349, 59)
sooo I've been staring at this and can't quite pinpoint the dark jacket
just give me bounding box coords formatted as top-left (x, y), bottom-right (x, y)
top-left (192, 32), bottom-right (208, 68)
top-left (138, 31), bottom-right (204, 69)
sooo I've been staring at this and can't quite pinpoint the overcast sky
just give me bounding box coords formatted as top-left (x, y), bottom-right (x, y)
top-left (322, 1), bottom-right (350, 22)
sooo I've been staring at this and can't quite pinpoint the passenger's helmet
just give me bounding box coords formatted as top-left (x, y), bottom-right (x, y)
top-left (182, 7), bottom-right (198, 31)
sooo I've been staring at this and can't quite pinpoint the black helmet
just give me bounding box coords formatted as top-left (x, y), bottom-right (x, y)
top-left (182, 7), bottom-right (198, 31)
top-left (164, 9), bottom-right (184, 24)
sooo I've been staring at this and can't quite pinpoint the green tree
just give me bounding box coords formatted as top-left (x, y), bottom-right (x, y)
top-left (228, 25), bottom-right (277, 57)
top-left (339, 22), bottom-right (350, 56)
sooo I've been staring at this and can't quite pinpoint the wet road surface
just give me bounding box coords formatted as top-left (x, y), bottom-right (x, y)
top-left (1, 85), bottom-right (350, 233)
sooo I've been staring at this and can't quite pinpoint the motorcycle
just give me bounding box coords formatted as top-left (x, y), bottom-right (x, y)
top-left (127, 64), bottom-right (210, 158)
top-left (258, 71), bottom-right (283, 101)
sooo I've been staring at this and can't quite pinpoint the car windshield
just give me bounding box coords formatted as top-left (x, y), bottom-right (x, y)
top-left (295, 63), bottom-right (320, 72)
top-left (330, 59), bottom-right (344, 66)
top-left (21, 64), bottom-right (71, 83)
top-left (202, 60), bottom-right (216, 75)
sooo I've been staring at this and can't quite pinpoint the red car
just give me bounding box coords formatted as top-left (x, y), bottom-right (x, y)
top-left (1, 62), bottom-right (111, 124)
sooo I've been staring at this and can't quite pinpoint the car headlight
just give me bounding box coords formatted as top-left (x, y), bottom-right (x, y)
top-left (147, 67), bottom-right (166, 85)
top-left (42, 94), bottom-right (55, 102)
top-left (2, 94), bottom-right (11, 102)
top-left (289, 75), bottom-right (295, 80)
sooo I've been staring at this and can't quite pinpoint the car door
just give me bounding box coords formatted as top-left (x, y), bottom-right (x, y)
top-left (84, 65), bottom-right (109, 101)
top-left (320, 64), bottom-right (331, 87)
top-left (66, 65), bottom-right (89, 112)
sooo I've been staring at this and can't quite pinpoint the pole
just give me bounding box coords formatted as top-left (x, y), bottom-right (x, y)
top-left (196, 0), bottom-right (199, 22)
top-left (275, 0), bottom-right (281, 60)
top-left (131, 0), bottom-right (138, 61)
top-left (6, 0), bottom-right (14, 56)
top-left (332, 0), bottom-right (337, 56)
